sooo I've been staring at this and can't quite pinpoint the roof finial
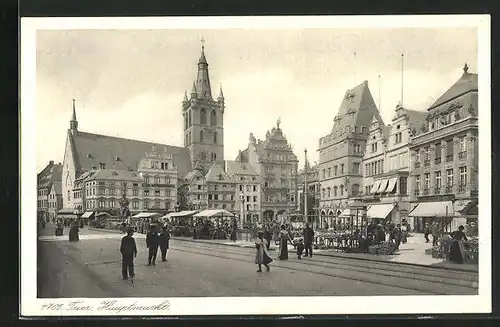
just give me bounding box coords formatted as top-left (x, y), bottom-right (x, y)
top-left (277, 117), bottom-right (281, 129)
top-left (463, 63), bottom-right (469, 74)
top-left (218, 83), bottom-right (224, 99)
top-left (201, 36), bottom-right (205, 51)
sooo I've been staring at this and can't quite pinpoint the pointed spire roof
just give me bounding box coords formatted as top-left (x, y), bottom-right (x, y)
top-left (71, 98), bottom-right (77, 121)
top-left (218, 84), bottom-right (224, 99)
top-left (196, 41), bottom-right (212, 99)
top-left (183, 90), bottom-right (188, 101)
top-left (191, 81), bottom-right (197, 94)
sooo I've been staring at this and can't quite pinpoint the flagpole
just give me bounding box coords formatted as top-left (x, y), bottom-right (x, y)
top-left (401, 54), bottom-right (404, 106)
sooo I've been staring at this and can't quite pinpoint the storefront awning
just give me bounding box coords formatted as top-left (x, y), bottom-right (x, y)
top-left (81, 211), bottom-right (95, 219)
top-left (409, 201), bottom-right (454, 217)
top-left (56, 213), bottom-right (78, 219)
top-left (132, 212), bottom-right (163, 219)
top-left (194, 209), bottom-right (236, 218)
top-left (165, 210), bottom-right (198, 219)
top-left (374, 179), bottom-right (389, 194)
top-left (366, 204), bottom-right (395, 219)
top-left (381, 178), bottom-right (398, 193)
top-left (370, 180), bottom-right (381, 194)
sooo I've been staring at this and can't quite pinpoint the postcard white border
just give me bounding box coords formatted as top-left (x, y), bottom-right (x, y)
top-left (21, 15), bottom-right (491, 316)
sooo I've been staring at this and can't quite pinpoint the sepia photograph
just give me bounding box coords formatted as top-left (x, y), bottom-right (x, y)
top-left (21, 15), bottom-right (491, 316)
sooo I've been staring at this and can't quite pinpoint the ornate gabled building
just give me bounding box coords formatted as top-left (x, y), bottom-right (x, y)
top-left (318, 80), bottom-right (381, 227)
top-left (37, 160), bottom-right (62, 222)
top-left (182, 43), bottom-right (225, 171)
top-left (205, 164), bottom-right (236, 212)
top-left (359, 104), bottom-right (427, 227)
top-left (408, 64), bottom-right (478, 232)
top-left (236, 120), bottom-right (299, 222)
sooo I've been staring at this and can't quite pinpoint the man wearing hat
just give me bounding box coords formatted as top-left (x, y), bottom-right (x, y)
top-left (146, 224), bottom-right (160, 266)
top-left (120, 227), bottom-right (137, 280)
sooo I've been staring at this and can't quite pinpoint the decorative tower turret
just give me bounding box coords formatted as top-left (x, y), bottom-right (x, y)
top-left (70, 98), bottom-right (78, 134)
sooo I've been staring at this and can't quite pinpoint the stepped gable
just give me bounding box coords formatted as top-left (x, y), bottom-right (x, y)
top-left (331, 80), bottom-right (381, 134)
top-left (70, 131), bottom-right (192, 178)
top-left (205, 163), bottom-right (233, 183)
top-left (428, 69), bottom-right (478, 111)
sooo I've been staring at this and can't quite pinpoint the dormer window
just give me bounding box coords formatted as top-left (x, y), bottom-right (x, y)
top-left (218, 173), bottom-right (223, 180)
top-left (99, 163), bottom-right (106, 169)
top-left (112, 171), bottom-right (118, 176)
top-left (115, 156), bottom-right (121, 161)
top-left (87, 153), bottom-right (92, 158)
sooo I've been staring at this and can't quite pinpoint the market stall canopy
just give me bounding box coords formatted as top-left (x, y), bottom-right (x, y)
top-left (375, 179), bottom-right (389, 194)
top-left (370, 180), bottom-right (381, 194)
top-left (164, 210), bottom-right (198, 219)
top-left (194, 209), bottom-right (236, 218)
top-left (409, 201), bottom-right (454, 217)
top-left (80, 211), bottom-right (95, 219)
top-left (56, 209), bottom-right (78, 219)
top-left (383, 178), bottom-right (398, 194)
top-left (366, 204), bottom-right (395, 219)
top-left (132, 212), bottom-right (163, 219)
top-left (96, 212), bottom-right (111, 217)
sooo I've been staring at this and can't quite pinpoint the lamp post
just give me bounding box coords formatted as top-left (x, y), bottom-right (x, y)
top-left (304, 149), bottom-right (308, 225)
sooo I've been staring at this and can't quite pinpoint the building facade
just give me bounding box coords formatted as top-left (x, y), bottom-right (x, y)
top-left (226, 159), bottom-right (261, 224)
top-left (47, 181), bottom-right (63, 221)
top-left (318, 81), bottom-right (382, 227)
top-left (360, 104), bottom-right (427, 227)
top-left (183, 168), bottom-right (208, 211)
top-left (37, 160), bottom-right (62, 222)
top-left (409, 64), bottom-right (478, 232)
top-left (205, 164), bottom-right (237, 212)
top-left (236, 121), bottom-right (299, 222)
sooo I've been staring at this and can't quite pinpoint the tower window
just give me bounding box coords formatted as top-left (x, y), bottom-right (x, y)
top-left (188, 111), bottom-right (192, 126)
top-left (200, 130), bottom-right (204, 142)
top-left (200, 108), bottom-right (207, 124)
top-left (210, 110), bottom-right (216, 125)
top-left (213, 132), bottom-right (217, 144)
top-left (184, 115), bottom-right (188, 130)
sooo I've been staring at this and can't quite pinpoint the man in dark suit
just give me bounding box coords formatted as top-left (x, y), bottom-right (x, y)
top-left (302, 223), bottom-right (315, 258)
top-left (158, 226), bottom-right (170, 262)
top-left (146, 224), bottom-right (160, 266)
top-left (120, 227), bottom-right (137, 280)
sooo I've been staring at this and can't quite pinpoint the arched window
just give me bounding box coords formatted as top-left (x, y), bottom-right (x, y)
top-left (327, 187), bottom-right (331, 197)
top-left (200, 108), bottom-right (207, 125)
top-left (185, 133), bottom-right (188, 146)
top-left (184, 114), bottom-right (188, 130)
top-left (340, 185), bottom-right (344, 196)
top-left (200, 130), bottom-right (204, 142)
top-left (210, 110), bottom-right (216, 125)
top-left (333, 186), bottom-right (338, 196)
top-left (188, 111), bottom-right (192, 126)
top-left (213, 132), bottom-right (217, 144)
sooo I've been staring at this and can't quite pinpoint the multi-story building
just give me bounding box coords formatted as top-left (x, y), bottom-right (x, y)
top-left (409, 64), bottom-right (478, 232)
top-left (205, 164), bottom-right (237, 212)
top-left (47, 181), bottom-right (63, 221)
top-left (297, 160), bottom-right (320, 226)
top-left (73, 146), bottom-right (178, 215)
top-left (183, 168), bottom-right (208, 210)
top-left (226, 159), bottom-right (261, 224)
top-left (37, 160), bottom-right (62, 223)
top-left (236, 121), bottom-right (299, 222)
top-left (318, 81), bottom-right (382, 227)
top-left (360, 104), bottom-right (427, 227)
top-left (62, 43), bottom-right (225, 214)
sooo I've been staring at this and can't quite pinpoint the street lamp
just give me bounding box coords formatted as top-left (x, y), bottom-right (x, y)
top-left (304, 149), bottom-right (308, 225)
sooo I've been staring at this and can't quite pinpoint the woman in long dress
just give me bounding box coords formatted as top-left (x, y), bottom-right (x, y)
top-left (278, 224), bottom-right (293, 260)
top-left (449, 225), bottom-right (467, 264)
top-left (255, 231), bottom-right (273, 272)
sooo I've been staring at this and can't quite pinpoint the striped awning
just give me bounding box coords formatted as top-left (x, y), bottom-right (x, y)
top-left (370, 180), bottom-right (381, 194)
top-left (81, 211), bottom-right (95, 219)
top-left (383, 178), bottom-right (398, 194)
top-left (374, 179), bottom-right (389, 194)
top-left (409, 201), bottom-right (454, 217)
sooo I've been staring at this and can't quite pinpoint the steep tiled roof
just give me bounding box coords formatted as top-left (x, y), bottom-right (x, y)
top-left (235, 149), bottom-right (249, 162)
top-left (403, 109), bottom-right (428, 135)
top-left (90, 169), bottom-right (143, 181)
top-left (52, 181), bottom-right (62, 195)
top-left (331, 81), bottom-right (381, 134)
top-left (205, 164), bottom-right (234, 183)
top-left (185, 169), bottom-right (204, 183)
top-left (428, 71), bottom-right (478, 111)
top-left (70, 131), bottom-right (192, 179)
top-left (226, 160), bottom-right (258, 176)
top-left (37, 162), bottom-right (62, 189)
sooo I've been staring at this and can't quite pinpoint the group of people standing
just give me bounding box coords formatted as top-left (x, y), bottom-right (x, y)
top-left (119, 223), bottom-right (170, 280)
top-left (254, 222), bottom-right (315, 272)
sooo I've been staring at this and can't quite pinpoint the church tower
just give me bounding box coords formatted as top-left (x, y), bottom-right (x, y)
top-left (182, 40), bottom-right (225, 171)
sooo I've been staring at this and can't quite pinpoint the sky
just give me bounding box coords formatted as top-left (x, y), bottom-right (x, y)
top-left (35, 28), bottom-right (477, 172)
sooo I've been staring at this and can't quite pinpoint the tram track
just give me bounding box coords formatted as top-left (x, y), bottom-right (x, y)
top-left (171, 242), bottom-right (478, 295)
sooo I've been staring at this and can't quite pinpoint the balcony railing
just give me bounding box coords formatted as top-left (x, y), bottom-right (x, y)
top-left (459, 151), bottom-right (467, 160)
top-left (435, 157), bottom-right (442, 164)
top-left (446, 155), bottom-right (453, 162)
top-left (424, 160), bottom-right (430, 167)
top-left (414, 162), bottom-right (421, 169)
top-left (434, 187), bottom-right (441, 195)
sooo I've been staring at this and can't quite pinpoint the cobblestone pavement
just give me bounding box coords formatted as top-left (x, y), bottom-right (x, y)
top-left (37, 225), bottom-right (478, 298)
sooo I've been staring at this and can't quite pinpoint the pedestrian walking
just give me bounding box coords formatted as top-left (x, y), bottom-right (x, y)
top-left (431, 222), bottom-right (440, 246)
top-left (159, 226), bottom-right (170, 262)
top-left (401, 223), bottom-right (408, 244)
top-left (230, 218), bottom-right (238, 242)
top-left (424, 223), bottom-right (431, 243)
top-left (449, 226), bottom-right (468, 264)
top-left (120, 227), bottom-right (137, 280)
top-left (255, 231), bottom-right (273, 272)
top-left (393, 224), bottom-right (402, 250)
top-left (302, 222), bottom-right (315, 258)
top-left (278, 224), bottom-right (293, 260)
top-left (146, 224), bottom-right (160, 266)
top-left (69, 221), bottom-right (79, 242)
top-left (296, 238), bottom-right (305, 260)
top-left (263, 225), bottom-right (272, 250)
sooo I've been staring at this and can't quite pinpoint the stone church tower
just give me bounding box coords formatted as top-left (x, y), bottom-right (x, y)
top-left (182, 43), bottom-right (225, 172)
